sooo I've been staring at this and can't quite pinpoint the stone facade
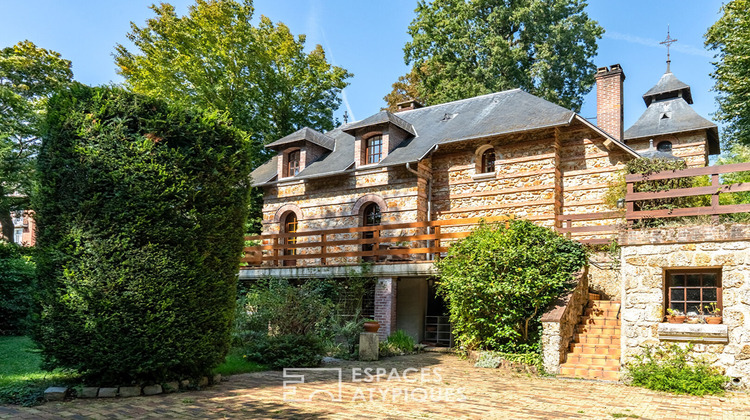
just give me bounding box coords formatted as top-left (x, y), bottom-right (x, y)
top-left (619, 224), bottom-right (750, 385)
top-left (626, 130), bottom-right (709, 168)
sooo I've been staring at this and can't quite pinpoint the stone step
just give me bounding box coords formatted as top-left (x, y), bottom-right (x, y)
top-left (565, 353), bottom-right (621, 367)
top-left (574, 334), bottom-right (621, 346)
top-left (584, 307), bottom-right (621, 317)
top-left (588, 301), bottom-right (621, 309)
top-left (579, 316), bottom-right (621, 327)
top-left (575, 324), bottom-right (619, 335)
top-left (569, 343), bottom-right (620, 355)
top-left (559, 366), bottom-right (620, 381)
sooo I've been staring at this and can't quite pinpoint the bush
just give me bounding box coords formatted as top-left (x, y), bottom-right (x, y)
top-left (0, 243), bottom-right (35, 335)
top-left (436, 220), bottom-right (586, 352)
top-left (33, 85), bottom-right (252, 384)
top-left (244, 333), bottom-right (323, 370)
top-left (625, 344), bottom-right (728, 396)
top-left (379, 330), bottom-right (416, 357)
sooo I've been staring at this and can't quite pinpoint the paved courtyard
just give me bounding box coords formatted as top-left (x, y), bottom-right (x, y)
top-left (2, 353), bottom-right (749, 419)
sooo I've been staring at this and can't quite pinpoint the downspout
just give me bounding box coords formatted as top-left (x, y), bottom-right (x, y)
top-left (405, 144), bottom-right (438, 258)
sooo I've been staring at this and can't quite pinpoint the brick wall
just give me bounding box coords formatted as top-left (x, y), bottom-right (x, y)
top-left (374, 277), bottom-right (397, 340)
top-left (595, 65), bottom-right (625, 140)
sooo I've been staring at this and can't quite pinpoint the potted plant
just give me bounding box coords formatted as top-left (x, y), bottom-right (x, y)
top-left (363, 319), bottom-right (380, 333)
top-left (666, 308), bottom-right (686, 324)
top-left (705, 303), bottom-right (722, 324)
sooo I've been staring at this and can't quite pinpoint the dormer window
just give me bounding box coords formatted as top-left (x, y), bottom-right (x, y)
top-left (366, 135), bottom-right (383, 164)
top-left (481, 148), bottom-right (495, 173)
top-left (286, 149), bottom-right (300, 177)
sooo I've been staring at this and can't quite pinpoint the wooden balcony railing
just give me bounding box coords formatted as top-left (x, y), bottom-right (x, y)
top-left (241, 216), bottom-right (511, 268)
top-left (625, 161), bottom-right (750, 222)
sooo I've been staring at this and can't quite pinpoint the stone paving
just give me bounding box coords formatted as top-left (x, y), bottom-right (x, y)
top-left (2, 353), bottom-right (750, 419)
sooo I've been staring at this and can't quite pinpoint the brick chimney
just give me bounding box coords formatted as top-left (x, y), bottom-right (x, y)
top-left (595, 64), bottom-right (626, 140)
top-left (395, 99), bottom-right (423, 112)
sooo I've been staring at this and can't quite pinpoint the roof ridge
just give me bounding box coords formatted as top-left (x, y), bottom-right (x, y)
top-left (394, 88), bottom-right (524, 115)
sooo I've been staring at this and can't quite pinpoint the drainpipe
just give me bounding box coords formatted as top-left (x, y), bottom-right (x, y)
top-left (405, 144), bottom-right (438, 258)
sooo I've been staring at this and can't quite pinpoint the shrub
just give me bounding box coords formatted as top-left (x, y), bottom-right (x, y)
top-left (0, 243), bottom-right (35, 335)
top-left (625, 344), bottom-right (728, 396)
top-left (436, 220), bottom-right (586, 352)
top-left (33, 85), bottom-right (252, 384)
top-left (244, 333), bottom-right (323, 369)
top-left (379, 330), bottom-right (416, 357)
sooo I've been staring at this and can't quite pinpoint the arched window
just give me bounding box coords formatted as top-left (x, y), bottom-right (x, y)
top-left (481, 148), bottom-right (495, 173)
top-left (362, 203), bottom-right (381, 260)
top-left (282, 212), bottom-right (298, 266)
top-left (286, 149), bottom-right (301, 177)
top-left (657, 141), bottom-right (673, 153)
top-left (366, 135), bottom-right (383, 164)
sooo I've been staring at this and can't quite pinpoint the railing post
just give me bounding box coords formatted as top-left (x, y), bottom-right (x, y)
top-left (626, 181), bottom-right (634, 226)
top-left (320, 233), bottom-right (327, 266)
top-left (434, 225), bottom-right (441, 261)
top-left (712, 173), bottom-right (720, 223)
top-left (273, 237), bottom-right (280, 267)
top-left (373, 229), bottom-right (380, 262)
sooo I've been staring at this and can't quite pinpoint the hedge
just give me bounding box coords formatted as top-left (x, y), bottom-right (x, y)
top-left (33, 85), bottom-right (252, 384)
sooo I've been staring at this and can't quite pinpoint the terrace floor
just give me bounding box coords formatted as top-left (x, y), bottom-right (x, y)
top-left (3, 353), bottom-right (749, 419)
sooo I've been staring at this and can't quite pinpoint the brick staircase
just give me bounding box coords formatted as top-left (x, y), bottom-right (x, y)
top-left (558, 296), bottom-right (621, 381)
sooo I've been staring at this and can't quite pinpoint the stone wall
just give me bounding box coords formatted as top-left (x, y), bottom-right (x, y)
top-left (620, 224), bottom-right (750, 385)
top-left (589, 251), bottom-right (621, 300)
top-left (541, 268), bottom-right (589, 374)
top-left (627, 130), bottom-right (709, 168)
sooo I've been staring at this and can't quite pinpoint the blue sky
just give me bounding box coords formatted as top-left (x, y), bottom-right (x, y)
top-left (0, 0), bottom-right (725, 133)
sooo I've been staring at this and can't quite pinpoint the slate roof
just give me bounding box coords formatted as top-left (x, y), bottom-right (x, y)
top-left (643, 72), bottom-right (693, 106)
top-left (251, 88), bottom-right (638, 186)
top-left (624, 97), bottom-right (720, 155)
top-left (265, 127), bottom-right (336, 151)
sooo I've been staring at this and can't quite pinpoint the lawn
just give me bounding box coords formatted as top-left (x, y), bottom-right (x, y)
top-left (0, 336), bottom-right (78, 406)
top-left (0, 336), bottom-right (265, 406)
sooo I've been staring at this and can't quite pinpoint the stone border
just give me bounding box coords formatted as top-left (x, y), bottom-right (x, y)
top-left (44, 374), bottom-right (223, 402)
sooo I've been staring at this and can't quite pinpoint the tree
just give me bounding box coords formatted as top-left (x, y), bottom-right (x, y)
top-left (399, 0), bottom-right (603, 111)
top-left (34, 85), bottom-right (252, 384)
top-left (114, 0), bottom-right (352, 164)
top-left (705, 0), bottom-right (750, 147)
top-left (436, 220), bottom-right (586, 352)
top-left (718, 143), bottom-right (750, 205)
top-left (382, 68), bottom-right (427, 112)
top-left (0, 41), bottom-right (72, 239)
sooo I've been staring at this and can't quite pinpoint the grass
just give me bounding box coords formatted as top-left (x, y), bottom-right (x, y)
top-left (0, 336), bottom-right (265, 406)
top-left (213, 349), bottom-right (266, 376)
top-left (0, 336), bottom-right (79, 406)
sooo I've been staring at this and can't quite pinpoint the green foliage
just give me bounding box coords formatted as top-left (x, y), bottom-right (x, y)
top-left (473, 350), bottom-right (542, 370)
top-left (604, 157), bottom-right (712, 227)
top-left (244, 333), bottom-right (324, 370)
top-left (401, 0), bottom-right (603, 111)
top-left (115, 0), bottom-right (351, 162)
top-left (436, 220), bottom-right (586, 352)
top-left (236, 273), bottom-right (375, 366)
top-left (625, 344), bottom-right (728, 396)
top-left (718, 143), bottom-right (750, 206)
top-left (0, 243), bottom-right (35, 335)
top-left (0, 41), bottom-right (72, 237)
top-left (705, 0), bottom-right (750, 147)
top-left (0, 336), bottom-right (79, 406)
top-left (212, 349), bottom-right (266, 376)
top-left (33, 85), bottom-right (252, 384)
top-left (379, 330), bottom-right (416, 357)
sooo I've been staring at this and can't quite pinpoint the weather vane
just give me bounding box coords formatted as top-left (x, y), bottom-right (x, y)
top-left (660, 25), bottom-right (678, 73)
top-left (343, 111), bottom-right (349, 124)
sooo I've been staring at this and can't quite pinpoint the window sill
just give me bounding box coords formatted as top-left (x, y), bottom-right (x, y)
top-left (657, 323), bottom-right (728, 343)
top-left (471, 172), bottom-right (497, 181)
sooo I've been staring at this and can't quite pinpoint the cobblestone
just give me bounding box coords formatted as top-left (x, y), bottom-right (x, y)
top-left (3, 353), bottom-right (749, 419)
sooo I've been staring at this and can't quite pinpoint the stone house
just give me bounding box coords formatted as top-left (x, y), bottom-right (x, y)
top-left (243, 64), bottom-right (750, 384)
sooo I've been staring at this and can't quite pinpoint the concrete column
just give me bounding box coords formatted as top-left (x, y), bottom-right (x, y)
top-left (374, 277), bottom-right (397, 340)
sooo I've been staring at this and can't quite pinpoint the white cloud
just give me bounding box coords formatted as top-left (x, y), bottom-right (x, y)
top-left (605, 31), bottom-right (712, 58)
